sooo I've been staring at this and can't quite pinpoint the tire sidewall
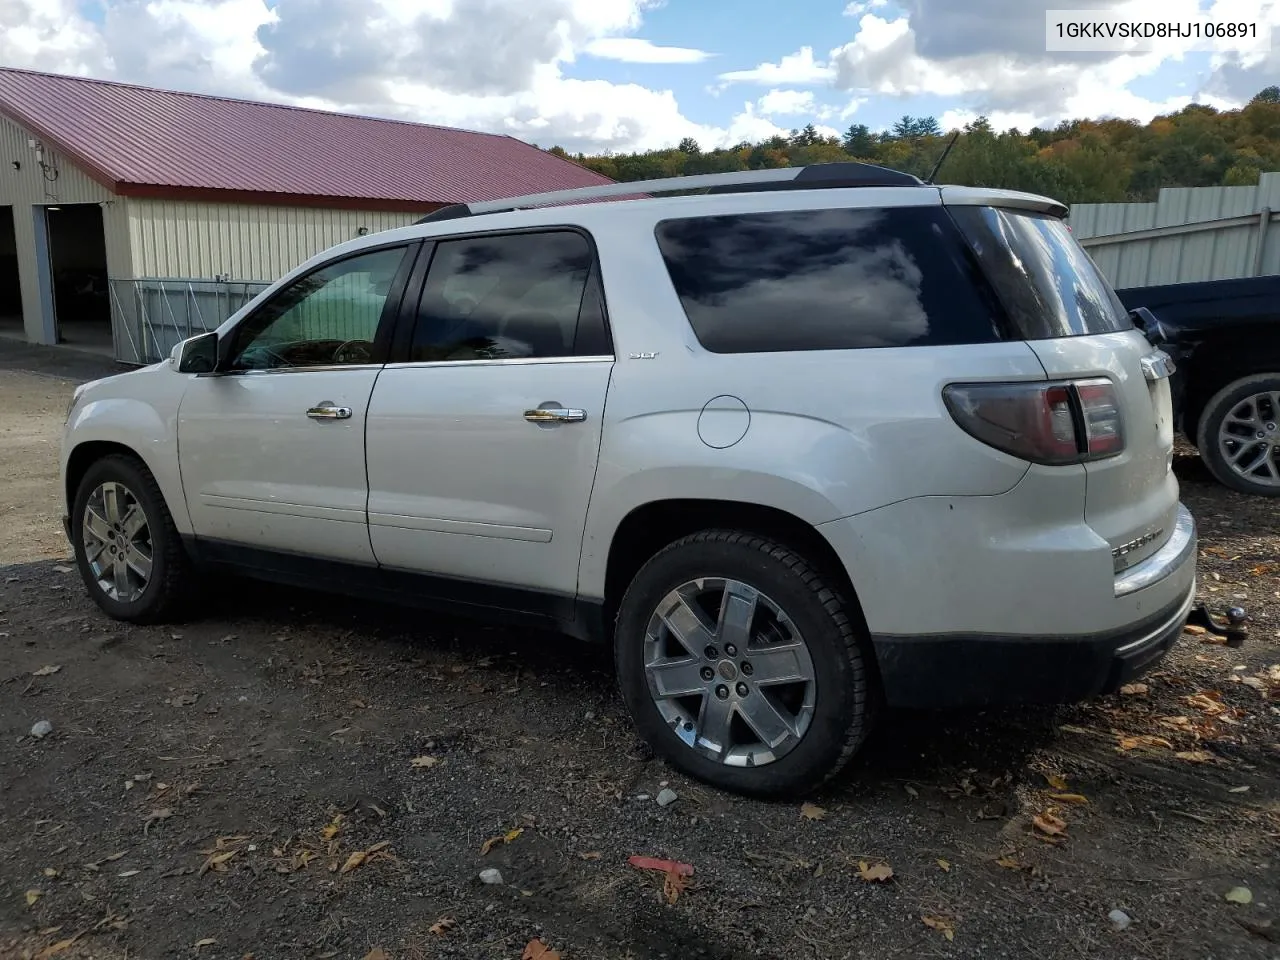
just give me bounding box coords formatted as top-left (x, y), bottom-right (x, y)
top-left (71, 457), bottom-right (173, 620)
top-left (1196, 373), bottom-right (1280, 497)
top-left (614, 534), bottom-right (868, 797)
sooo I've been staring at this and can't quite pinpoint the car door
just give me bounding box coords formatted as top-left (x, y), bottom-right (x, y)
top-left (177, 242), bottom-right (418, 564)
top-left (365, 228), bottom-right (614, 607)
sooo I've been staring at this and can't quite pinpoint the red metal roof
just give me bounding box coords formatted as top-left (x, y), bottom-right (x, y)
top-left (0, 68), bottom-right (613, 211)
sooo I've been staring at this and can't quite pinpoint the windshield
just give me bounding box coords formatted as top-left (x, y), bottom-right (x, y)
top-left (949, 206), bottom-right (1133, 340)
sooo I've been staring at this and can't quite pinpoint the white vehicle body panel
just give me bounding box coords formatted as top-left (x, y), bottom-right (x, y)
top-left (176, 368), bottom-right (381, 563)
top-left (365, 358), bottom-right (612, 594)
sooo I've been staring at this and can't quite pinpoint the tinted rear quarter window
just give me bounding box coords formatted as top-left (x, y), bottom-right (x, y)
top-left (653, 206), bottom-right (1004, 354)
top-left (948, 206), bottom-right (1133, 339)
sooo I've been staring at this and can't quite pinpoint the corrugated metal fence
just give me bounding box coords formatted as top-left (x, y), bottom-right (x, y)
top-left (1068, 172), bottom-right (1280, 288)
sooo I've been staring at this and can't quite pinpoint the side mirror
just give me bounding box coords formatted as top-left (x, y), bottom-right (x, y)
top-left (175, 331), bottom-right (220, 374)
top-left (1128, 306), bottom-right (1167, 344)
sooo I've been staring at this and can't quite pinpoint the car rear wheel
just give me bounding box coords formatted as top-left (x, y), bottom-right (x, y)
top-left (614, 529), bottom-right (874, 798)
top-left (72, 453), bottom-right (193, 623)
top-left (1196, 373), bottom-right (1280, 497)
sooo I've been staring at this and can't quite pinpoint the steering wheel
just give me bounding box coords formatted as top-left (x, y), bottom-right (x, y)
top-left (333, 339), bottom-right (374, 365)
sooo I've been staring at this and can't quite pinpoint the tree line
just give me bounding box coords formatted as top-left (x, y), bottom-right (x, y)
top-left (549, 86), bottom-right (1280, 204)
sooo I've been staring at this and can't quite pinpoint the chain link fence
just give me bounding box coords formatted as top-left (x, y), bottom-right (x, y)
top-left (109, 278), bottom-right (271, 365)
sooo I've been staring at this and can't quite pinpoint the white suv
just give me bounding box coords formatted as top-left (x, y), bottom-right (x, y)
top-left (61, 162), bottom-right (1196, 797)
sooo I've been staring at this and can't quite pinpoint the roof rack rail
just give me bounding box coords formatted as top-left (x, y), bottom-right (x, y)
top-left (415, 161), bottom-right (922, 224)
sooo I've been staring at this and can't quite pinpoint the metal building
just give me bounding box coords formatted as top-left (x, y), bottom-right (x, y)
top-left (0, 68), bottom-right (612, 364)
top-left (1069, 172), bottom-right (1280, 288)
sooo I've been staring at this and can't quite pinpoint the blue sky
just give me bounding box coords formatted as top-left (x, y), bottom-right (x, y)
top-left (7, 0), bottom-right (1280, 153)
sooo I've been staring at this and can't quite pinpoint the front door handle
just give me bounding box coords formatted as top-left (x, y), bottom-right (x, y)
top-left (307, 402), bottom-right (352, 420)
top-left (524, 407), bottom-right (586, 424)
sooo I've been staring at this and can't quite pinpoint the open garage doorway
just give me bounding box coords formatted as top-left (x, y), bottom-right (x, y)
top-left (0, 206), bottom-right (20, 340)
top-left (47, 203), bottom-right (112, 355)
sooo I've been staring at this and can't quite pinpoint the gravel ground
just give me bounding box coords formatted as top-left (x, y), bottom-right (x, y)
top-left (0, 346), bottom-right (1277, 960)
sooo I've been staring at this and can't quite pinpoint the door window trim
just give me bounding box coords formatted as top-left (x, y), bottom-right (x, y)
top-left (385, 225), bottom-right (614, 366)
top-left (215, 240), bottom-right (424, 374)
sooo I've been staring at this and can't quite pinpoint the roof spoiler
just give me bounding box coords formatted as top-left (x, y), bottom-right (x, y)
top-left (415, 161), bottom-right (924, 225)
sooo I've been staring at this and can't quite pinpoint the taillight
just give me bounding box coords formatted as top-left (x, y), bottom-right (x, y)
top-left (943, 379), bottom-right (1125, 465)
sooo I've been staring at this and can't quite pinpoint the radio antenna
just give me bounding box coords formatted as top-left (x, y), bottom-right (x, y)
top-left (926, 130), bottom-right (961, 184)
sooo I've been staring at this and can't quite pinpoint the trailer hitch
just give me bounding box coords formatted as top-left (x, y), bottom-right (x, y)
top-left (1185, 602), bottom-right (1248, 648)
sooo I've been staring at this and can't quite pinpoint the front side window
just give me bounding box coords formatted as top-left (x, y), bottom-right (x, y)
top-left (654, 206), bottom-right (1004, 354)
top-left (410, 231), bottom-right (595, 362)
top-left (228, 246), bottom-right (409, 370)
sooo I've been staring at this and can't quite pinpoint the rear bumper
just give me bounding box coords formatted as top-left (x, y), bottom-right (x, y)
top-left (872, 578), bottom-right (1196, 709)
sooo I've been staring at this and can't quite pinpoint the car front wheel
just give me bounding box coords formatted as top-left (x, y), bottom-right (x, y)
top-left (614, 529), bottom-right (874, 798)
top-left (72, 453), bottom-right (192, 623)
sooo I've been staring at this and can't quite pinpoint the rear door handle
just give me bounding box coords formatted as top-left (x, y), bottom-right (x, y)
top-left (524, 407), bottom-right (586, 424)
top-left (307, 402), bottom-right (352, 420)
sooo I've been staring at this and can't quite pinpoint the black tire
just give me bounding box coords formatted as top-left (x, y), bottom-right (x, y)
top-left (614, 529), bottom-right (874, 798)
top-left (1195, 372), bottom-right (1280, 497)
top-left (71, 453), bottom-right (193, 623)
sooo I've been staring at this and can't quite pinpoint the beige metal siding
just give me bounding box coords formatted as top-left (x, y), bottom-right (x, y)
top-left (126, 199), bottom-right (419, 281)
top-left (0, 112), bottom-right (129, 341)
top-left (1069, 173), bottom-right (1280, 287)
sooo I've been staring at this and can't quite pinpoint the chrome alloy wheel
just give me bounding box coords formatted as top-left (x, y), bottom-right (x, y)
top-left (642, 577), bottom-right (816, 767)
top-left (1217, 390), bottom-right (1280, 489)
top-left (82, 481), bottom-right (153, 603)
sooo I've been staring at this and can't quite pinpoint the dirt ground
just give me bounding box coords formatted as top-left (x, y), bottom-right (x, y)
top-left (0, 345), bottom-right (1277, 960)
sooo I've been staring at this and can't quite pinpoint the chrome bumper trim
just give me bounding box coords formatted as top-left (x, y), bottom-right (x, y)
top-left (1114, 503), bottom-right (1196, 598)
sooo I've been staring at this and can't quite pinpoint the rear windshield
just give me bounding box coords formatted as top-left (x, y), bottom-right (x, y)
top-left (947, 206), bottom-right (1133, 339)
top-left (653, 207), bottom-right (1005, 354)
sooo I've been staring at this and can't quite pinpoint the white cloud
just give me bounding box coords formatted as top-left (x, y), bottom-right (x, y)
top-left (584, 37), bottom-right (712, 63)
top-left (843, 0), bottom-right (888, 15)
top-left (756, 89), bottom-right (816, 116)
top-left (717, 46), bottom-right (835, 85)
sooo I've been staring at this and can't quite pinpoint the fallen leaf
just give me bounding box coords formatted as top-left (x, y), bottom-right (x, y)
top-left (26, 889), bottom-right (42, 907)
top-left (1033, 812), bottom-right (1067, 837)
top-left (1045, 774), bottom-right (1068, 790)
top-left (409, 756), bottom-right (439, 769)
top-left (52, 564), bottom-right (73, 574)
top-left (1228, 785), bottom-right (1251, 794)
top-left (1119, 682), bottom-right (1148, 696)
top-left (579, 851), bottom-right (603, 861)
top-left (170, 694), bottom-right (199, 707)
top-left (522, 940), bottom-right (561, 960)
top-left (663, 869), bottom-right (688, 904)
top-left (922, 915), bottom-right (956, 941)
top-left (799, 802), bottom-right (826, 821)
top-left (35, 936), bottom-right (81, 960)
top-left (32, 665), bottom-right (62, 677)
top-left (339, 850), bottom-right (367, 874)
top-left (194, 938), bottom-right (217, 949)
top-left (117, 870), bottom-right (140, 878)
top-left (628, 855), bottom-right (694, 877)
top-left (320, 816), bottom-right (343, 841)
top-left (904, 784), bottom-right (919, 798)
top-left (1175, 750), bottom-right (1216, 763)
top-left (1183, 624), bottom-right (1207, 636)
top-left (1225, 886), bottom-right (1253, 904)
top-left (937, 859), bottom-right (951, 872)
top-left (428, 918), bottom-right (456, 936)
top-left (200, 850), bottom-right (238, 874)
top-left (995, 855), bottom-right (1023, 870)
top-left (42, 868), bottom-right (58, 878)
top-left (857, 861), bottom-right (894, 882)
top-left (480, 827), bottom-right (523, 856)
top-left (1049, 793), bottom-right (1090, 805)
top-left (361, 950), bottom-right (388, 960)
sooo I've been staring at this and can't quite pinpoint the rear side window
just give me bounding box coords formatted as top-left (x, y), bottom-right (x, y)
top-left (948, 207), bottom-right (1133, 339)
top-left (653, 207), bottom-right (1004, 354)
top-left (410, 230), bottom-right (603, 362)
